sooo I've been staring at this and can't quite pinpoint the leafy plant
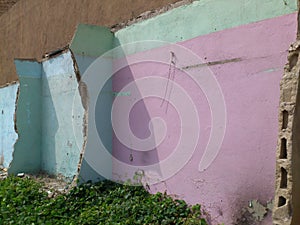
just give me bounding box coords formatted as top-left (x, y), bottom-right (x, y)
top-left (0, 176), bottom-right (208, 224)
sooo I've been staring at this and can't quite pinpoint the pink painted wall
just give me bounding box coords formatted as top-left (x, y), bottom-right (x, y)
top-left (112, 13), bottom-right (297, 224)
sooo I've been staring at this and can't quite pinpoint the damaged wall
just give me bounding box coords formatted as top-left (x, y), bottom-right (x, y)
top-left (9, 60), bottom-right (42, 173)
top-left (0, 83), bottom-right (18, 168)
top-left (70, 24), bottom-right (114, 182)
top-left (0, 0), bottom-right (299, 224)
top-left (0, 0), bottom-right (182, 86)
top-left (273, 42), bottom-right (300, 225)
top-left (41, 51), bottom-right (85, 178)
top-left (8, 51), bottom-right (86, 179)
top-left (53, 1), bottom-right (299, 224)
top-left (109, 1), bottom-right (298, 224)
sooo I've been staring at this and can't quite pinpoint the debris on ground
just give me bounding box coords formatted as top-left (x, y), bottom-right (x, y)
top-left (0, 166), bottom-right (7, 179)
top-left (0, 166), bottom-right (72, 198)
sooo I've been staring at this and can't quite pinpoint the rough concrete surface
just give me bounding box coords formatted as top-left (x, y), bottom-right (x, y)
top-left (273, 40), bottom-right (300, 225)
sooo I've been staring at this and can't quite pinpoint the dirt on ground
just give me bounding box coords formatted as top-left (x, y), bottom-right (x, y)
top-left (0, 166), bottom-right (74, 198)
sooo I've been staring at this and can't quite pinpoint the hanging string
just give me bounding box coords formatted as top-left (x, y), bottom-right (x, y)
top-left (161, 51), bottom-right (176, 114)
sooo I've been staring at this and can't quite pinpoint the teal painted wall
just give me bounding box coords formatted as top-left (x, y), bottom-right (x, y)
top-left (11, 53), bottom-right (86, 178)
top-left (0, 83), bottom-right (19, 168)
top-left (9, 60), bottom-right (42, 174)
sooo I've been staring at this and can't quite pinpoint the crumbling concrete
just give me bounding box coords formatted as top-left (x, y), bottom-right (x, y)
top-left (69, 49), bottom-right (89, 186)
top-left (273, 40), bottom-right (300, 225)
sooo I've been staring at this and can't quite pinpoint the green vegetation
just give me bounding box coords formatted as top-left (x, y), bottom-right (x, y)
top-left (0, 176), bottom-right (208, 225)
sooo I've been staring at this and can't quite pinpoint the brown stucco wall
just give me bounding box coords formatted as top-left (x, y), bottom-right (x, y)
top-left (0, 0), bottom-right (180, 86)
top-left (0, 0), bottom-right (19, 16)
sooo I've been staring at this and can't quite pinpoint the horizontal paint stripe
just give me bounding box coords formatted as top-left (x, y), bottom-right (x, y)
top-left (115, 0), bottom-right (297, 46)
top-left (180, 13), bottom-right (297, 65)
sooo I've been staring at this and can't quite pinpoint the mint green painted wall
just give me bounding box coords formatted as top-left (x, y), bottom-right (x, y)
top-left (9, 60), bottom-right (42, 174)
top-left (115, 0), bottom-right (297, 48)
top-left (70, 24), bottom-right (114, 182)
top-left (70, 24), bottom-right (114, 57)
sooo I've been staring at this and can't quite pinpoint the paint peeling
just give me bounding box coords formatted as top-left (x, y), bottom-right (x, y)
top-left (262, 68), bottom-right (280, 73)
top-left (12, 85), bottom-right (19, 164)
top-left (247, 199), bottom-right (270, 221)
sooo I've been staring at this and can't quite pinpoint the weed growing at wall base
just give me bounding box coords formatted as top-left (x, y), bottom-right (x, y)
top-left (0, 176), bottom-right (208, 224)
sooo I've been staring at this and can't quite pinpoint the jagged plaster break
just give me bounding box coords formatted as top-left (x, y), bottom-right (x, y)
top-left (0, 82), bottom-right (19, 168)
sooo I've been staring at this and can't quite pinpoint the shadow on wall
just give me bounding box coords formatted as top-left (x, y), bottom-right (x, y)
top-left (6, 23), bottom-right (185, 183)
top-left (70, 24), bottom-right (115, 182)
top-left (70, 25), bottom-right (162, 183)
top-left (9, 60), bottom-right (42, 174)
top-left (76, 53), bottom-right (113, 183)
top-left (41, 51), bottom-right (85, 179)
top-left (40, 63), bottom-right (58, 175)
top-left (111, 40), bottom-right (161, 183)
